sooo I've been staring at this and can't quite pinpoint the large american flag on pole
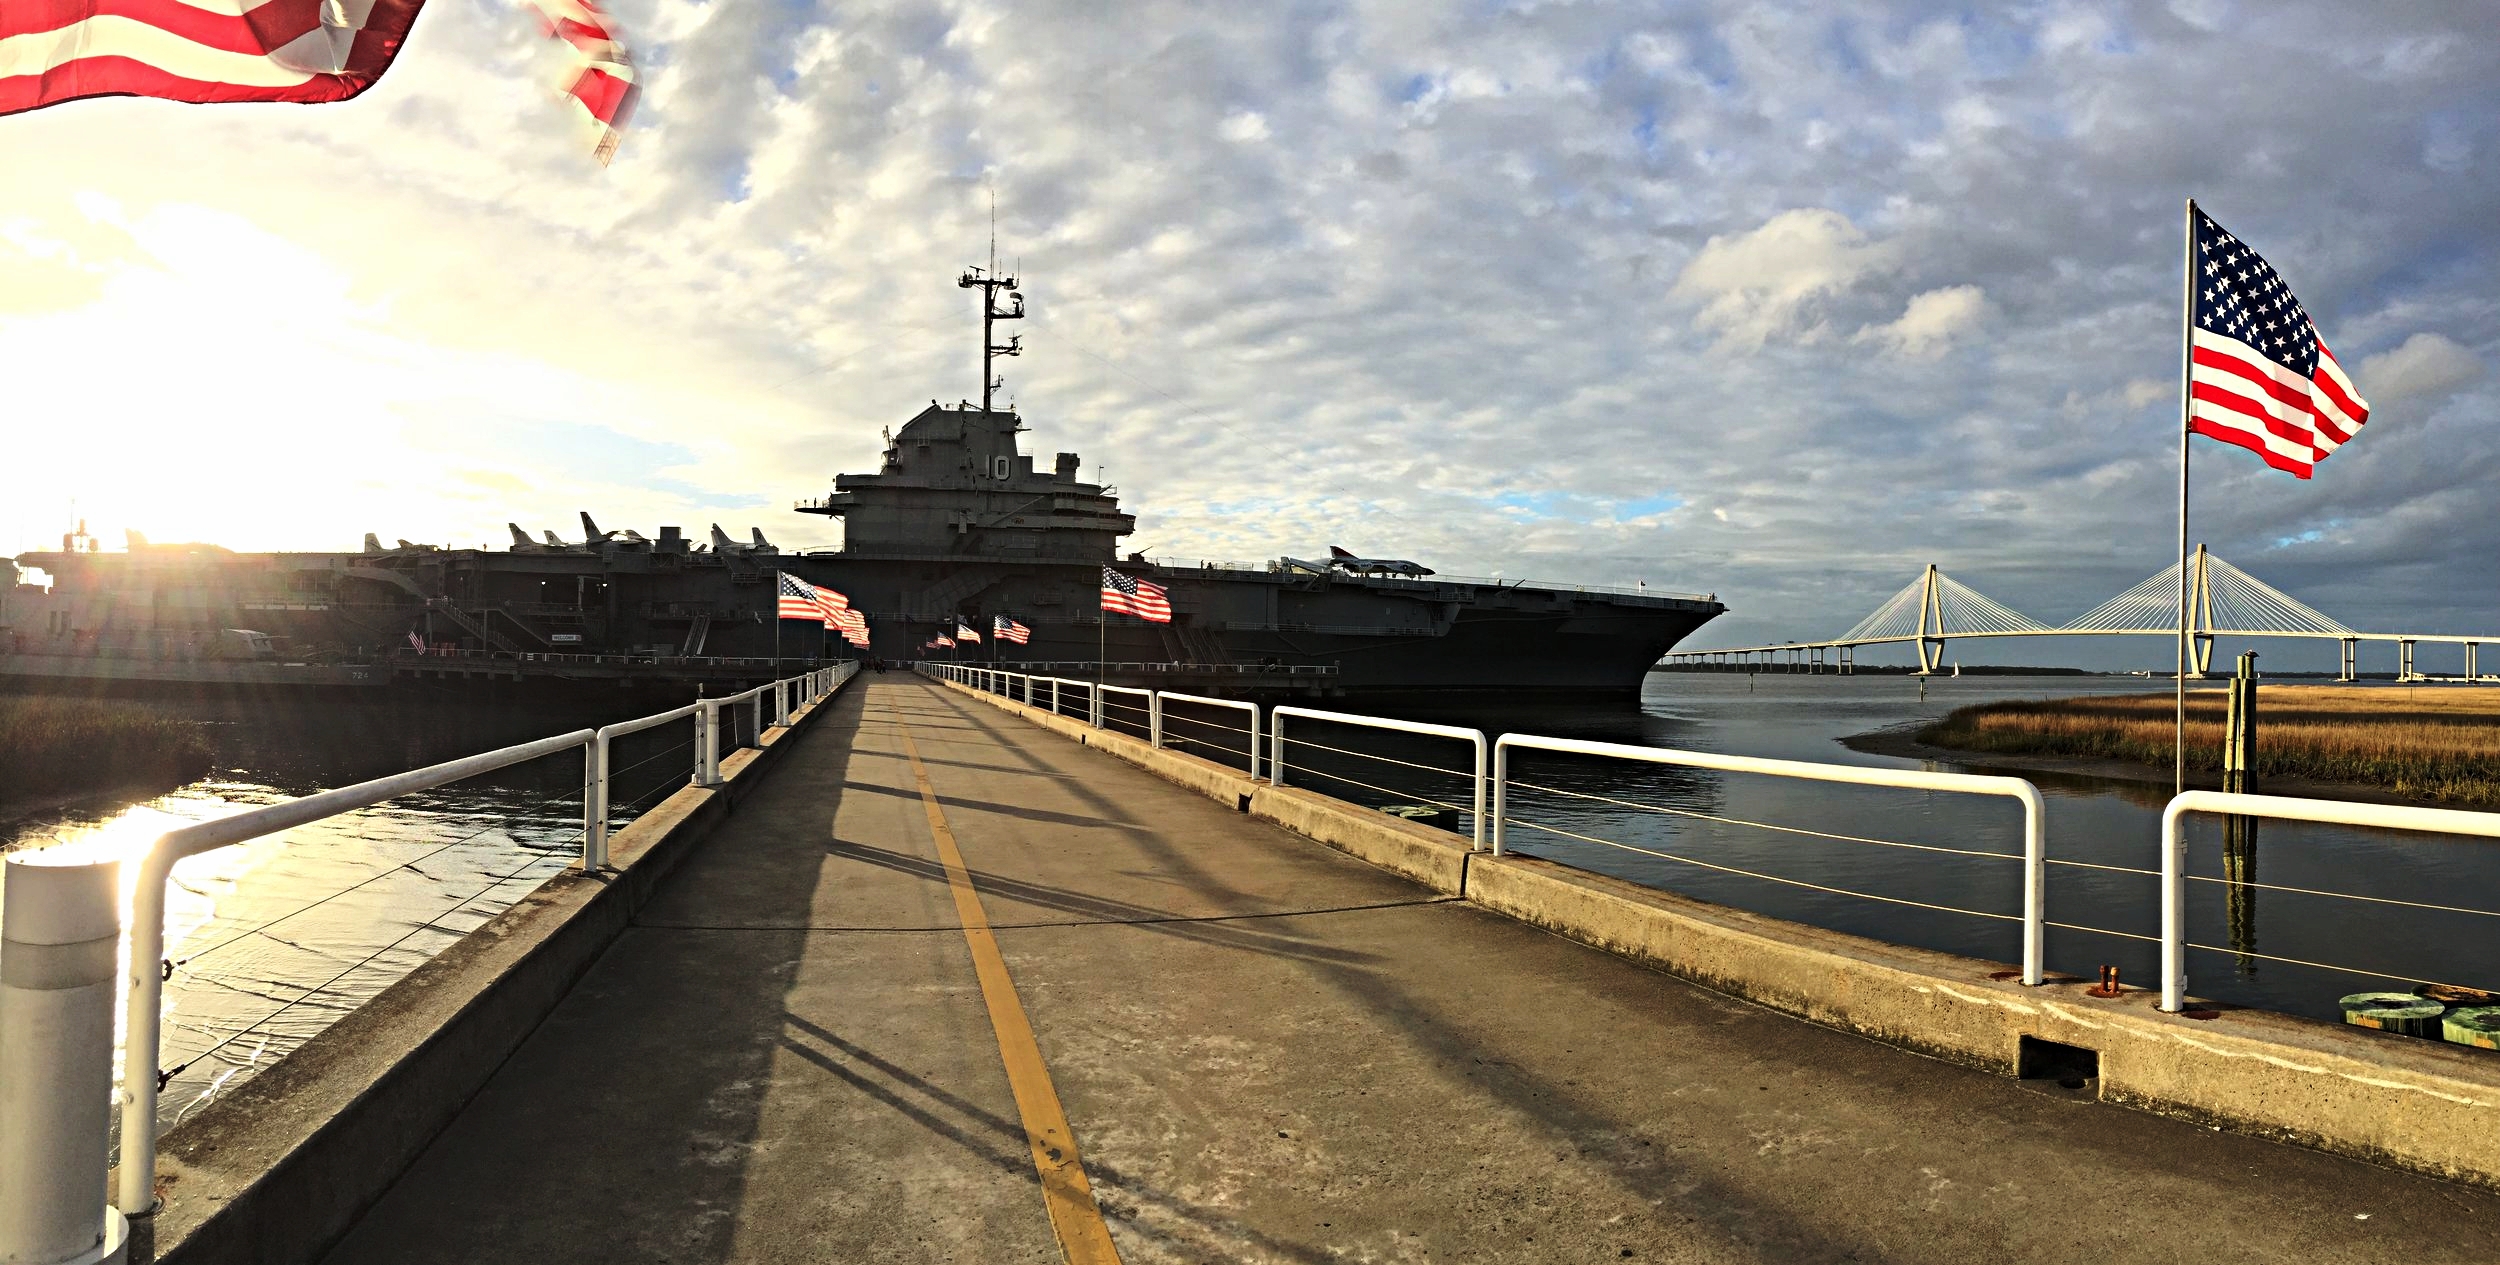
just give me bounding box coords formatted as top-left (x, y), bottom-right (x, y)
top-left (1100, 567), bottom-right (1171, 623)
top-left (776, 571), bottom-right (837, 624)
top-left (2188, 207), bottom-right (2369, 479)
top-left (993, 616), bottom-right (1030, 645)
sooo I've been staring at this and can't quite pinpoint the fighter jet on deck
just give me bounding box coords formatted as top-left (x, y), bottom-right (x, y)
top-left (581, 514), bottom-right (650, 545)
top-left (1327, 546), bottom-right (1434, 577)
top-left (508, 524), bottom-right (580, 552)
top-left (710, 525), bottom-right (780, 555)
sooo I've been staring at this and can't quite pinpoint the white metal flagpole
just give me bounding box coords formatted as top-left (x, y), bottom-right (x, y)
top-left (2175, 197), bottom-right (2196, 796)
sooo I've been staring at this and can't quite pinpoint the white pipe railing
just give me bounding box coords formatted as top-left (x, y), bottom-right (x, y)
top-left (1492, 735), bottom-right (2047, 986)
top-left (1271, 708), bottom-right (1488, 850)
top-left (1156, 692), bottom-right (1262, 780)
top-left (107, 663), bottom-right (850, 1218)
top-left (2159, 790), bottom-right (2500, 1012)
top-left (586, 702), bottom-right (699, 870)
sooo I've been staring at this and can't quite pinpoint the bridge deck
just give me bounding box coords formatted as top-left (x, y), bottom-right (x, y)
top-left (322, 677), bottom-right (2498, 1263)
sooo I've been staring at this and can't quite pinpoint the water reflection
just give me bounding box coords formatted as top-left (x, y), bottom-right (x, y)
top-left (2224, 814), bottom-right (2260, 977)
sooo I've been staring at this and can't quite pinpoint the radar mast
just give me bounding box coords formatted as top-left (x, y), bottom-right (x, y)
top-left (956, 204), bottom-right (1023, 414)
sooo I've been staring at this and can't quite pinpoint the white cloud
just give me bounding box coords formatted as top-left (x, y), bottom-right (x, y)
top-left (1855, 284), bottom-right (1990, 359)
top-left (2356, 332), bottom-right (2482, 404)
top-left (1218, 110), bottom-right (1270, 143)
top-left (1671, 208), bottom-right (1898, 350)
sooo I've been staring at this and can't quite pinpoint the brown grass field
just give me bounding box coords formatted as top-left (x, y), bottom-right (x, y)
top-left (1915, 686), bottom-right (2500, 806)
top-left (0, 697), bottom-right (215, 806)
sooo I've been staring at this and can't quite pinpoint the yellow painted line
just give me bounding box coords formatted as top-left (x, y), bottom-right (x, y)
top-left (891, 704), bottom-right (1123, 1265)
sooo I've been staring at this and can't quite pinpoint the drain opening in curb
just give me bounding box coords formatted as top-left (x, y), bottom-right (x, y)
top-left (2018, 1035), bottom-right (2099, 1091)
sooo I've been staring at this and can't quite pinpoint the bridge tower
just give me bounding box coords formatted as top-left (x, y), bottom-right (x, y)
top-left (2187, 544), bottom-right (2218, 677)
top-left (1914, 564), bottom-right (1946, 676)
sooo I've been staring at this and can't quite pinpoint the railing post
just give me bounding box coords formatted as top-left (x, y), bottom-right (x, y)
top-left (2017, 786), bottom-right (2044, 986)
top-left (1469, 734), bottom-right (1487, 851)
top-left (1051, 679), bottom-right (1060, 716)
top-left (1270, 711), bottom-right (1287, 788)
top-left (1247, 705), bottom-right (1262, 781)
top-left (1, 855), bottom-right (131, 1265)
top-left (583, 733), bottom-right (608, 871)
top-left (696, 700), bottom-right (723, 787)
top-left (2161, 799), bottom-right (2190, 1012)
top-left (1491, 741), bottom-right (1510, 854)
top-left (1149, 691), bottom-right (1162, 748)
top-left (118, 848), bottom-right (174, 1218)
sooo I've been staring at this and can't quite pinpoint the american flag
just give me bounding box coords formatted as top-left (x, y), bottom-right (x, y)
top-left (993, 616), bottom-right (1031, 645)
top-left (776, 572), bottom-right (837, 624)
top-left (2189, 208), bottom-right (2370, 479)
top-left (833, 603), bottom-right (869, 647)
top-left (524, 0), bottom-right (637, 165)
top-left (954, 619), bottom-right (982, 644)
top-left (0, 0), bottom-right (634, 164)
top-left (0, 0), bottom-right (426, 115)
top-left (934, 635), bottom-right (955, 648)
top-left (1101, 567), bottom-right (1172, 623)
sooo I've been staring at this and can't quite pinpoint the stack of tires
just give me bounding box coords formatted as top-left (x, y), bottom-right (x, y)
top-left (2340, 985), bottom-right (2500, 1051)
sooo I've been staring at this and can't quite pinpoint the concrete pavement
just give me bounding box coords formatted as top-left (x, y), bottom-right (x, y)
top-left (323, 677), bottom-right (2500, 1263)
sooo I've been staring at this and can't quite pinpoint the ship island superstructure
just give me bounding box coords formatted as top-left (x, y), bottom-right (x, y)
top-left (3, 269), bottom-right (1722, 699)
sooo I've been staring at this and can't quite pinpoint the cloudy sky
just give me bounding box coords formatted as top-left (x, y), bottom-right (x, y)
top-left (4, 0), bottom-right (2493, 668)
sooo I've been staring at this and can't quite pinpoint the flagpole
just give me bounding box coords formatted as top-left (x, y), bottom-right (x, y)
top-left (2175, 197), bottom-right (2196, 796)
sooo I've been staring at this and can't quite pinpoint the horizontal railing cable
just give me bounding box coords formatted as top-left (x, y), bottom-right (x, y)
top-left (2178, 872), bottom-right (2500, 919)
top-left (1498, 814), bottom-right (2016, 923)
top-left (2183, 940), bottom-right (2499, 993)
top-left (1267, 733), bottom-right (1479, 783)
top-left (1270, 759), bottom-right (1473, 818)
top-left (1504, 775), bottom-right (2023, 864)
top-left (2042, 857), bottom-right (2163, 878)
top-left (2044, 920), bottom-right (2161, 944)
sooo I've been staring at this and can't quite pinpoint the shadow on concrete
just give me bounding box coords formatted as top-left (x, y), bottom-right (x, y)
top-left (823, 839), bottom-right (1387, 968)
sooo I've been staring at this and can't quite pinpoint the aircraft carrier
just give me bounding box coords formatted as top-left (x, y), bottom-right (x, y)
top-left (3, 269), bottom-right (1721, 700)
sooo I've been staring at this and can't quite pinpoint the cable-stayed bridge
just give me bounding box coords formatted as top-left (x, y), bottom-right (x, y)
top-left (1665, 545), bottom-right (2492, 681)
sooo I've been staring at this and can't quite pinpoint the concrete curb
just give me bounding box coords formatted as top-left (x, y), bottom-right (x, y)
top-left (135, 678), bottom-right (860, 1265)
top-left (929, 674), bottom-right (2500, 1191)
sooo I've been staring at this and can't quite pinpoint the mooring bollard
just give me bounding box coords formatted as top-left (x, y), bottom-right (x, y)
top-left (0, 855), bottom-right (132, 1265)
top-left (2223, 650), bottom-right (2260, 794)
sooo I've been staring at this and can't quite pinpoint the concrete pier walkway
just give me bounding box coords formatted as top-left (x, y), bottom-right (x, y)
top-left (323, 678), bottom-right (2500, 1264)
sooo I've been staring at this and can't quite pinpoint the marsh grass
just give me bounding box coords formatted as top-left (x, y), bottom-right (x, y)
top-left (1917, 686), bottom-right (2500, 806)
top-left (0, 697), bottom-right (215, 804)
